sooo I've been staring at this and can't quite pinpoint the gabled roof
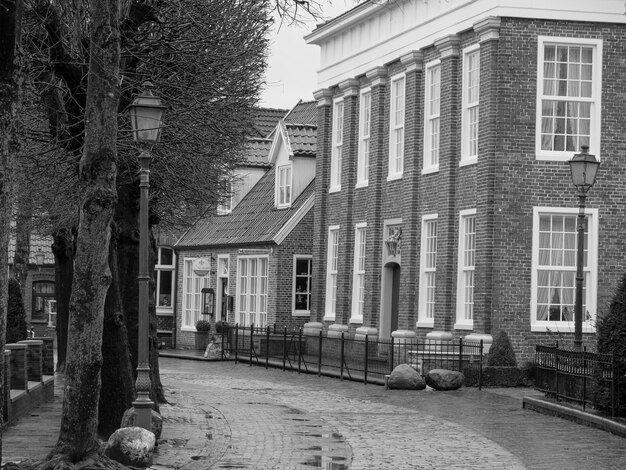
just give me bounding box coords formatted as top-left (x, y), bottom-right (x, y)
top-left (284, 100), bottom-right (317, 126)
top-left (243, 137), bottom-right (273, 167)
top-left (176, 166), bottom-right (315, 248)
top-left (271, 121), bottom-right (317, 162)
top-left (250, 107), bottom-right (290, 138)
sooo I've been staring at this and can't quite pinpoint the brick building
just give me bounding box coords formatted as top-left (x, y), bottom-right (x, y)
top-left (304, 0), bottom-right (626, 360)
top-left (173, 102), bottom-right (317, 348)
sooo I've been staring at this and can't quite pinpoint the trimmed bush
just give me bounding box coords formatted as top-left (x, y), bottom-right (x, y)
top-left (7, 278), bottom-right (28, 343)
top-left (195, 320), bottom-right (211, 332)
top-left (487, 330), bottom-right (517, 367)
top-left (594, 273), bottom-right (626, 415)
top-left (215, 321), bottom-right (230, 334)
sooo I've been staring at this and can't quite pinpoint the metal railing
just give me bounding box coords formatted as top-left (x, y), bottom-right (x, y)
top-left (220, 324), bottom-right (484, 388)
top-left (535, 344), bottom-right (622, 417)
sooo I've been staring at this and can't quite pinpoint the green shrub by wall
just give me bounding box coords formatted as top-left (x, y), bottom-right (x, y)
top-left (7, 278), bottom-right (28, 343)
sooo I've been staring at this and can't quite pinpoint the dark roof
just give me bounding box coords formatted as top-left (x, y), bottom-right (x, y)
top-left (243, 137), bottom-right (273, 167)
top-left (284, 100), bottom-right (317, 126)
top-left (251, 107), bottom-right (289, 138)
top-left (285, 123), bottom-right (316, 157)
top-left (176, 167), bottom-right (314, 248)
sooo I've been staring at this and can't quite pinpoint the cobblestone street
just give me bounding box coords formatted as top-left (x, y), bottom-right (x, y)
top-left (153, 358), bottom-right (626, 469)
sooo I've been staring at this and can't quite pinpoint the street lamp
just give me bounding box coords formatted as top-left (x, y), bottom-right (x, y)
top-left (568, 145), bottom-right (600, 351)
top-left (128, 82), bottom-right (166, 431)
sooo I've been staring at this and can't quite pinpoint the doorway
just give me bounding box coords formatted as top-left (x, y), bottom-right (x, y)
top-left (379, 262), bottom-right (400, 339)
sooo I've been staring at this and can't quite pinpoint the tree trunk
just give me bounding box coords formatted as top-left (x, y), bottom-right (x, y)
top-left (51, 228), bottom-right (74, 372)
top-left (0, 0), bottom-right (23, 462)
top-left (98, 223), bottom-right (135, 438)
top-left (49, 0), bottom-right (120, 461)
top-left (12, 193), bottom-right (32, 297)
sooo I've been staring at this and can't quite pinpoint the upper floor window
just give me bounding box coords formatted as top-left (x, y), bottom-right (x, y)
top-left (330, 99), bottom-right (344, 192)
top-left (461, 46), bottom-right (480, 165)
top-left (351, 223), bottom-right (367, 323)
top-left (357, 90), bottom-right (371, 187)
top-left (456, 209), bottom-right (476, 329)
top-left (536, 37), bottom-right (602, 161)
top-left (276, 164), bottom-right (292, 208)
top-left (418, 215), bottom-right (438, 326)
top-left (388, 74), bottom-right (405, 179)
top-left (423, 61), bottom-right (441, 174)
top-left (530, 207), bottom-right (598, 332)
top-left (156, 247), bottom-right (175, 311)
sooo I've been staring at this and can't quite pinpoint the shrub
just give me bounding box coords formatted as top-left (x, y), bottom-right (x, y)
top-left (487, 330), bottom-right (517, 367)
top-left (7, 278), bottom-right (28, 343)
top-left (195, 320), bottom-right (211, 332)
top-left (215, 321), bottom-right (230, 334)
top-left (594, 273), bottom-right (626, 415)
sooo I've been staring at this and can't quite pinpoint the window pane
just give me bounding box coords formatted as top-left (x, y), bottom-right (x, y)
top-left (158, 270), bottom-right (173, 306)
top-left (160, 248), bottom-right (173, 266)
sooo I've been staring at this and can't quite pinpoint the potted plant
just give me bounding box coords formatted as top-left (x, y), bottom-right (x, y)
top-left (195, 320), bottom-right (212, 350)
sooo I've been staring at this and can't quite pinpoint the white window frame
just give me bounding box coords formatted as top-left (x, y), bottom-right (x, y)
top-left (324, 225), bottom-right (340, 321)
top-left (530, 206), bottom-right (598, 333)
top-left (276, 164), bottom-right (292, 208)
top-left (455, 209), bottom-right (476, 329)
top-left (356, 88), bottom-right (371, 188)
top-left (388, 73), bottom-right (406, 180)
top-left (418, 214), bottom-right (438, 327)
top-left (535, 36), bottom-right (602, 161)
top-left (461, 45), bottom-right (480, 166)
top-left (217, 181), bottom-right (233, 215)
top-left (350, 222), bottom-right (367, 324)
top-left (423, 61), bottom-right (441, 174)
top-left (236, 255), bottom-right (269, 327)
top-left (330, 98), bottom-right (344, 193)
top-left (156, 246), bottom-right (176, 314)
top-left (292, 255), bottom-right (312, 316)
top-left (182, 258), bottom-right (211, 331)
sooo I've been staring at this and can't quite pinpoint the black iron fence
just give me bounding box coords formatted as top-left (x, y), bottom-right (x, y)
top-left (535, 344), bottom-right (623, 417)
top-left (220, 324), bottom-right (484, 388)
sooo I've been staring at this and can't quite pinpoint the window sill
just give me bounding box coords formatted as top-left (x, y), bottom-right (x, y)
top-left (329, 186), bottom-right (341, 194)
top-left (355, 181), bottom-right (369, 189)
top-left (421, 166), bottom-right (439, 175)
top-left (181, 327), bottom-right (197, 333)
top-left (349, 317), bottom-right (363, 325)
top-left (156, 309), bottom-right (174, 316)
top-left (386, 173), bottom-right (403, 182)
top-left (416, 321), bottom-right (434, 329)
top-left (531, 323), bottom-right (596, 333)
top-left (322, 315), bottom-right (336, 322)
top-left (276, 203), bottom-right (291, 210)
top-left (292, 311), bottom-right (310, 317)
top-left (535, 153), bottom-right (591, 163)
top-left (459, 157), bottom-right (477, 167)
top-left (453, 322), bottom-right (474, 331)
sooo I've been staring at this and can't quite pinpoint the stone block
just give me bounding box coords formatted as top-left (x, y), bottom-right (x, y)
top-left (426, 369), bottom-right (465, 391)
top-left (105, 426), bottom-right (155, 467)
top-left (388, 364), bottom-right (426, 390)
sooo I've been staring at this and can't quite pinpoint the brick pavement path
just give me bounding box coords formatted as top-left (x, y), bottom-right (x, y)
top-left (154, 359), bottom-right (626, 470)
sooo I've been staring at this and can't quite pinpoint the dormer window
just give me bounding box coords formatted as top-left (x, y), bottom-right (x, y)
top-left (276, 164), bottom-right (292, 208)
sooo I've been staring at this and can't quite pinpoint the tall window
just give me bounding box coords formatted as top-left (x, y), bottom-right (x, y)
top-left (536, 37), bottom-right (602, 160)
top-left (388, 74), bottom-right (405, 179)
top-left (418, 215), bottom-right (438, 326)
top-left (156, 247), bottom-right (175, 311)
top-left (237, 256), bottom-right (268, 327)
top-left (357, 90), bottom-right (371, 187)
top-left (531, 207), bottom-right (598, 331)
top-left (293, 256), bottom-right (312, 315)
top-left (277, 165), bottom-right (292, 207)
top-left (351, 223), bottom-right (367, 322)
top-left (461, 46), bottom-right (480, 164)
top-left (32, 281), bottom-right (55, 321)
top-left (324, 226), bottom-right (340, 320)
top-left (182, 259), bottom-right (210, 329)
top-left (330, 99), bottom-right (344, 192)
top-left (456, 210), bottom-right (476, 328)
top-left (423, 62), bottom-right (441, 173)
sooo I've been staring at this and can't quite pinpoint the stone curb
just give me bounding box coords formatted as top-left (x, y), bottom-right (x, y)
top-left (523, 396), bottom-right (626, 438)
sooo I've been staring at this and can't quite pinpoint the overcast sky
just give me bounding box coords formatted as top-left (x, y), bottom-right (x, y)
top-left (260, 1), bottom-right (356, 110)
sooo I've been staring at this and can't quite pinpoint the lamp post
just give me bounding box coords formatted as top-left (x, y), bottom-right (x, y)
top-left (128, 82), bottom-right (166, 430)
top-left (567, 145), bottom-right (600, 351)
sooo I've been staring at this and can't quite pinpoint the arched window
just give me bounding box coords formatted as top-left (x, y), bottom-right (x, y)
top-left (32, 281), bottom-right (55, 321)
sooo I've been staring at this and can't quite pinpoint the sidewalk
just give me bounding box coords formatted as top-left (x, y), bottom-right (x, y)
top-left (3, 354), bottom-right (626, 469)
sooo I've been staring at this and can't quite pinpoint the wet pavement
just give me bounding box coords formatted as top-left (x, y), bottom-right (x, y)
top-left (152, 358), bottom-right (626, 469)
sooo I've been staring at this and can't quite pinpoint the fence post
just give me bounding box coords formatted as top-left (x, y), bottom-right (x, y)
top-left (249, 323), bottom-right (254, 366)
top-left (298, 328), bottom-right (302, 374)
top-left (364, 335), bottom-right (369, 386)
top-left (318, 330), bottom-right (323, 377)
top-left (555, 348), bottom-right (559, 400)
top-left (340, 332), bottom-right (345, 381)
top-left (390, 336), bottom-right (395, 374)
top-left (282, 327), bottom-right (287, 371)
top-left (234, 323), bottom-right (239, 364)
top-left (265, 326), bottom-right (270, 369)
top-left (478, 339), bottom-right (483, 391)
top-left (611, 351), bottom-right (616, 418)
top-left (458, 337), bottom-right (463, 373)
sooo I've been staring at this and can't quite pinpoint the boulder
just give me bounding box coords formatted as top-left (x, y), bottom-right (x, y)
top-left (105, 426), bottom-right (155, 467)
top-left (121, 407), bottom-right (163, 440)
top-left (425, 369), bottom-right (465, 391)
top-left (388, 363), bottom-right (426, 390)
